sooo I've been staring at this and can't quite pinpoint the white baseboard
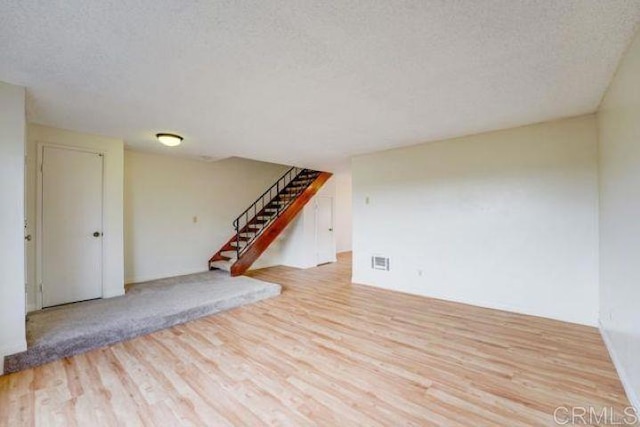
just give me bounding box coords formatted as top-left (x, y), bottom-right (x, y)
top-left (102, 288), bottom-right (126, 298)
top-left (600, 322), bottom-right (640, 412)
top-left (351, 276), bottom-right (597, 327)
top-left (0, 341), bottom-right (28, 376)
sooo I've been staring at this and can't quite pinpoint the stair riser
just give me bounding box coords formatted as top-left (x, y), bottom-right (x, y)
top-left (209, 261), bottom-right (233, 272)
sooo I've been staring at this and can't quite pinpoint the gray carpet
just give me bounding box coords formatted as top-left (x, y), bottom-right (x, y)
top-left (3, 270), bottom-right (281, 374)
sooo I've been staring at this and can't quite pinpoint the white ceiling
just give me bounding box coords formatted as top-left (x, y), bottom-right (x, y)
top-left (1, 1), bottom-right (639, 171)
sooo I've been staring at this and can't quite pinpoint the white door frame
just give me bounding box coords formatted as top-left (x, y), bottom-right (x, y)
top-left (314, 195), bottom-right (336, 265)
top-left (35, 142), bottom-right (106, 310)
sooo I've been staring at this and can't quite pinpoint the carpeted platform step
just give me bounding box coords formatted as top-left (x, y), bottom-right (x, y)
top-left (3, 270), bottom-right (281, 374)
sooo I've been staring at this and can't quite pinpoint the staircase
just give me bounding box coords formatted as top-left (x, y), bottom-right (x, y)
top-left (209, 167), bottom-right (332, 276)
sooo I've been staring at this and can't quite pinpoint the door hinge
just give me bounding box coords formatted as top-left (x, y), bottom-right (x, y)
top-left (40, 163), bottom-right (43, 172)
top-left (39, 283), bottom-right (43, 293)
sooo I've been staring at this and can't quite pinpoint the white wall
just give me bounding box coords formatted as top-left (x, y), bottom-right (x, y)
top-left (268, 206), bottom-right (320, 269)
top-left (26, 124), bottom-right (125, 310)
top-left (352, 115), bottom-right (599, 326)
top-left (266, 176), bottom-right (338, 269)
top-left (597, 28), bottom-right (640, 410)
top-left (0, 82), bottom-right (27, 373)
top-left (124, 152), bottom-right (289, 282)
top-left (334, 172), bottom-right (353, 253)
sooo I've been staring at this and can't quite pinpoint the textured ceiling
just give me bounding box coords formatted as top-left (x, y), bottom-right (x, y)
top-left (1, 1), bottom-right (639, 170)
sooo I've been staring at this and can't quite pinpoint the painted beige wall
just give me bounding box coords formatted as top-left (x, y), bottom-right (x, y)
top-left (124, 152), bottom-right (289, 282)
top-left (26, 124), bottom-right (125, 310)
top-left (597, 28), bottom-right (640, 410)
top-left (352, 115), bottom-right (599, 326)
top-left (0, 82), bottom-right (27, 373)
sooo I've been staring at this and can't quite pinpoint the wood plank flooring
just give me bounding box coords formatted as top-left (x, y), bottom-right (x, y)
top-left (0, 252), bottom-right (633, 426)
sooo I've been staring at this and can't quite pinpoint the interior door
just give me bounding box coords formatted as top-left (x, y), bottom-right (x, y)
top-left (316, 196), bottom-right (335, 265)
top-left (24, 155), bottom-right (29, 314)
top-left (42, 146), bottom-right (103, 307)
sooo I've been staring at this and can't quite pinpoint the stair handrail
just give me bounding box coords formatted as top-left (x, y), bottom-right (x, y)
top-left (232, 166), bottom-right (300, 228)
top-left (232, 166), bottom-right (314, 258)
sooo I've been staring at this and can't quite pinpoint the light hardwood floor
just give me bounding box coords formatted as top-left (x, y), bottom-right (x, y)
top-left (0, 253), bottom-right (633, 426)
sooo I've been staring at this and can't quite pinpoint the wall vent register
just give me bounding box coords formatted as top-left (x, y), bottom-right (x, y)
top-left (371, 256), bottom-right (390, 271)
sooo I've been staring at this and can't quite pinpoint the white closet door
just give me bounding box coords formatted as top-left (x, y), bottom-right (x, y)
top-left (316, 196), bottom-right (335, 265)
top-left (42, 146), bottom-right (103, 307)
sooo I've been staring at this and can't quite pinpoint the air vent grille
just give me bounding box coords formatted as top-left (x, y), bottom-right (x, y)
top-left (371, 255), bottom-right (390, 271)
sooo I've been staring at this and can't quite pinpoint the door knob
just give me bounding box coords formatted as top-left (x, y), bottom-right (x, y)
top-left (329, 228), bottom-right (333, 231)
top-left (25, 234), bottom-right (32, 241)
top-left (93, 231), bottom-right (102, 237)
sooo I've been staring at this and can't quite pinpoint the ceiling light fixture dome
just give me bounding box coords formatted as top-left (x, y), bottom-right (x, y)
top-left (156, 133), bottom-right (183, 147)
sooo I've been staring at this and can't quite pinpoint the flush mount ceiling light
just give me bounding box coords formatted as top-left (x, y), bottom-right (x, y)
top-left (156, 133), bottom-right (183, 147)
